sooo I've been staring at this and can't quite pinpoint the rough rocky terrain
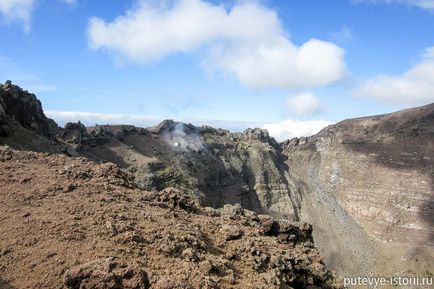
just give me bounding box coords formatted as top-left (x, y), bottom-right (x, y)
top-left (282, 104), bottom-right (434, 276)
top-left (0, 146), bottom-right (340, 289)
top-left (0, 81), bottom-right (61, 154)
top-left (0, 81), bottom-right (302, 220)
top-left (59, 121), bottom-right (302, 221)
top-left (1, 81), bottom-right (433, 285)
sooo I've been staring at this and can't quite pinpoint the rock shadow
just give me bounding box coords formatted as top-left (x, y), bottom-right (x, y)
top-left (0, 278), bottom-right (17, 289)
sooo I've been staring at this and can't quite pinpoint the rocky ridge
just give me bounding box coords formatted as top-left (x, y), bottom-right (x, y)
top-left (1, 81), bottom-right (433, 284)
top-left (282, 104), bottom-right (434, 276)
top-left (0, 80), bottom-right (57, 139)
top-left (0, 146), bottom-right (340, 289)
top-left (0, 81), bottom-right (61, 153)
top-left (0, 81), bottom-right (302, 220)
top-left (67, 121), bottom-right (302, 220)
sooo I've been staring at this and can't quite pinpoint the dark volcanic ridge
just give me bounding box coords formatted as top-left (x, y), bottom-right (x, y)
top-left (0, 80), bottom-right (302, 221)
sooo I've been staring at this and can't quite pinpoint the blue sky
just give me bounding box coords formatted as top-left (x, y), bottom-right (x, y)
top-left (0, 0), bottom-right (433, 140)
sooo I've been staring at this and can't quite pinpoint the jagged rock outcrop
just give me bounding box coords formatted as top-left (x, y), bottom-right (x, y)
top-left (282, 103), bottom-right (434, 277)
top-left (0, 146), bottom-right (341, 289)
top-left (0, 82), bottom-right (301, 219)
top-left (63, 258), bottom-right (150, 289)
top-left (0, 82), bottom-right (300, 220)
top-left (58, 120), bottom-right (302, 219)
top-left (0, 81), bottom-right (61, 153)
top-left (0, 80), bottom-right (57, 138)
top-left (1, 82), bottom-right (433, 283)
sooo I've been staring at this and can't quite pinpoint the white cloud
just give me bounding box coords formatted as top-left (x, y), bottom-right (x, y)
top-left (209, 38), bottom-right (346, 89)
top-left (285, 92), bottom-right (322, 116)
top-left (262, 119), bottom-right (331, 141)
top-left (0, 0), bottom-right (76, 31)
top-left (87, 0), bottom-right (346, 89)
top-left (331, 26), bottom-right (353, 44)
top-left (46, 111), bottom-right (163, 127)
top-left (353, 46), bottom-right (434, 105)
top-left (0, 0), bottom-right (35, 32)
top-left (353, 0), bottom-right (434, 10)
top-left (47, 110), bottom-right (330, 141)
top-left (46, 110), bottom-right (263, 132)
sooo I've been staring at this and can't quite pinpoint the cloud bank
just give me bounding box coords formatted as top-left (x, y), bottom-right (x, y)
top-left (353, 46), bottom-right (434, 106)
top-left (87, 0), bottom-right (346, 89)
top-left (262, 119), bottom-right (331, 141)
top-left (46, 110), bottom-right (260, 132)
top-left (46, 110), bottom-right (329, 141)
top-left (46, 111), bottom-right (162, 127)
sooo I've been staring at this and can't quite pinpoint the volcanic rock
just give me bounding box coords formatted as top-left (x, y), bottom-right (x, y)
top-left (0, 146), bottom-right (341, 289)
top-left (282, 103), bottom-right (434, 276)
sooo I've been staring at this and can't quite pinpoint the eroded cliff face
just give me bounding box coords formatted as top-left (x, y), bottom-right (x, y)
top-left (282, 104), bottom-right (434, 276)
top-left (0, 80), bottom-right (61, 153)
top-left (0, 81), bottom-right (302, 220)
top-left (1, 81), bottom-right (433, 282)
top-left (61, 120), bottom-right (302, 220)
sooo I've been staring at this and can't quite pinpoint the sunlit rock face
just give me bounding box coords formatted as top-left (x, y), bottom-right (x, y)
top-left (1, 81), bottom-right (433, 281)
top-left (66, 120), bottom-right (303, 220)
top-left (282, 103), bottom-right (434, 277)
top-left (0, 82), bottom-right (302, 220)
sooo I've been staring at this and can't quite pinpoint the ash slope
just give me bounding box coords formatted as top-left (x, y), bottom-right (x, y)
top-left (283, 104), bottom-right (434, 276)
top-left (0, 146), bottom-right (340, 289)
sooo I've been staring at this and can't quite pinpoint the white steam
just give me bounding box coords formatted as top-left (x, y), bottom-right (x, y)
top-left (164, 123), bottom-right (204, 152)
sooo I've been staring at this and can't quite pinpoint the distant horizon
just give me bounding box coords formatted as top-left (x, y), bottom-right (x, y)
top-left (1, 0), bottom-right (433, 141)
top-left (3, 78), bottom-right (434, 142)
top-left (45, 100), bottom-right (434, 141)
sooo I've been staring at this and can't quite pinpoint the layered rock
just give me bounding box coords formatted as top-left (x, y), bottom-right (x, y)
top-left (63, 121), bottom-right (302, 219)
top-left (1, 82), bottom-right (433, 282)
top-left (282, 103), bottom-right (434, 276)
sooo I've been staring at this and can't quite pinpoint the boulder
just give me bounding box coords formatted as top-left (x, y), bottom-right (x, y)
top-left (63, 258), bottom-right (149, 289)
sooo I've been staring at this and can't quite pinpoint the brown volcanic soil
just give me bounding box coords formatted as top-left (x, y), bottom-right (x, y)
top-left (0, 146), bottom-right (340, 289)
